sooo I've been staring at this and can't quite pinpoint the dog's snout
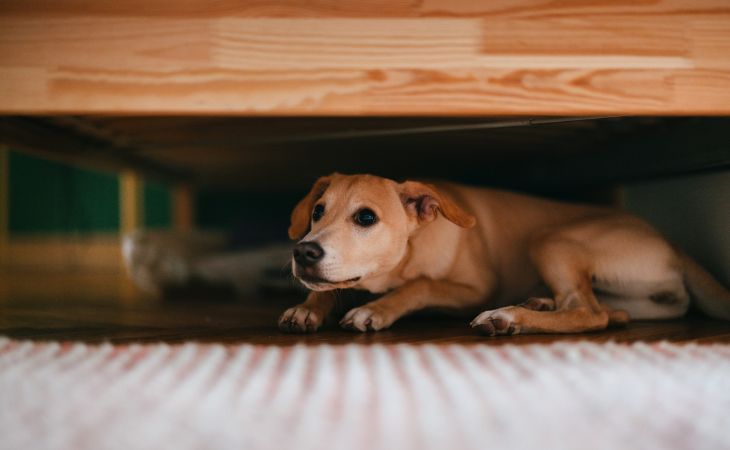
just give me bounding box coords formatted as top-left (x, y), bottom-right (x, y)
top-left (293, 241), bottom-right (325, 267)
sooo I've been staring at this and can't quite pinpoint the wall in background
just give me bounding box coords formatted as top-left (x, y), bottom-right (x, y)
top-left (195, 189), bottom-right (295, 247)
top-left (7, 150), bottom-right (171, 235)
top-left (622, 169), bottom-right (730, 286)
top-left (143, 180), bottom-right (172, 230)
top-left (9, 151), bottom-right (119, 234)
top-left (2, 150), bottom-right (174, 272)
top-left (4, 149), bottom-right (291, 241)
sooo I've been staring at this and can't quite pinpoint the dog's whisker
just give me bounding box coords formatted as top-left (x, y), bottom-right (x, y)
top-left (280, 258), bottom-right (292, 273)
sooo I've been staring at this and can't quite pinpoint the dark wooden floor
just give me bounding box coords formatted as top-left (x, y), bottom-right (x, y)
top-left (2, 272), bottom-right (730, 345)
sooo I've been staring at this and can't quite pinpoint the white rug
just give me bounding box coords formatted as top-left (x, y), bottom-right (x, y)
top-left (1, 338), bottom-right (729, 450)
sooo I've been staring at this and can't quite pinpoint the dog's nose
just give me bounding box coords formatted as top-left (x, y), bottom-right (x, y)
top-left (293, 241), bottom-right (325, 267)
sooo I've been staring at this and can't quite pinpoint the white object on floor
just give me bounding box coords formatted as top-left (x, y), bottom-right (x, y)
top-left (122, 230), bottom-right (293, 295)
top-left (1, 339), bottom-right (729, 450)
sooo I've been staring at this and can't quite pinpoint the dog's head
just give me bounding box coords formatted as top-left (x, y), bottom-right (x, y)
top-left (288, 173), bottom-right (476, 291)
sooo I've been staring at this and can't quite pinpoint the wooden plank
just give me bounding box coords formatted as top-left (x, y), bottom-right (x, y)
top-left (1, 1), bottom-right (729, 115)
top-left (120, 171), bottom-right (143, 234)
top-left (0, 117), bottom-right (190, 181)
top-left (173, 183), bottom-right (195, 232)
top-left (1, 236), bottom-right (122, 273)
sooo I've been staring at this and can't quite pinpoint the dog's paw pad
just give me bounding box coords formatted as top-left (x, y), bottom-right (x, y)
top-left (470, 308), bottom-right (521, 337)
top-left (278, 306), bottom-right (322, 333)
top-left (340, 306), bottom-right (390, 332)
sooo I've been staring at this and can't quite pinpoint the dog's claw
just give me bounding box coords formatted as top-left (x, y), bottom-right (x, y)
top-left (473, 321), bottom-right (496, 336)
top-left (278, 306), bottom-right (322, 334)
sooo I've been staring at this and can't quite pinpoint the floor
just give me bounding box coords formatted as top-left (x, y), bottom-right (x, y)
top-left (2, 272), bottom-right (730, 345)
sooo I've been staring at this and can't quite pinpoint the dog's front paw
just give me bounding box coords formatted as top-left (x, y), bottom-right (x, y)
top-left (278, 306), bottom-right (324, 333)
top-left (470, 306), bottom-right (523, 337)
top-left (340, 305), bottom-right (393, 332)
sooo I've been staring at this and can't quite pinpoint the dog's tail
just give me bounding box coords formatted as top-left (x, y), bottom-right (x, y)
top-left (679, 250), bottom-right (730, 319)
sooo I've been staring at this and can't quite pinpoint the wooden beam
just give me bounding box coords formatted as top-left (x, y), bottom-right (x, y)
top-left (0, 117), bottom-right (190, 182)
top-left (120, 171), bottom-right (143, 234)
top-left (2, 236), bottom-right (122, 273)
top-left (172, 183), bottom-right (195, 232)
top-left (506, 118), bottom-right (730, 192)
top-left (1, 1), bottom-right (730, 115)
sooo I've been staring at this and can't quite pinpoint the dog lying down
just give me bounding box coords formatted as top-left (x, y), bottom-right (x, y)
top-left (279, 173), bottom-right (730, 335)
top-left (123, 173), bottom-right (730, 336)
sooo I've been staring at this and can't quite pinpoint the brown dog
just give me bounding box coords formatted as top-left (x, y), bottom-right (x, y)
top-left (278, 173), bottom-right (730, 335)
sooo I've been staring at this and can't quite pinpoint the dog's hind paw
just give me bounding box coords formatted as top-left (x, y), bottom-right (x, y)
top-left (278, 306), bottom-right (323, 333)
top-left (470, 307), bottom-right (522, 337)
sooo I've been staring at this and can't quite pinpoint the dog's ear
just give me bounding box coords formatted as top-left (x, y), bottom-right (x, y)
top-left (288, 176), bottom-right (332, 240)
top-left (398, 181), bottom-right (476, 228)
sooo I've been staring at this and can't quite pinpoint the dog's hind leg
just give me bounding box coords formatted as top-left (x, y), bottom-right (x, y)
top-left (471, 217), bottom-right (692, 336)
top-left (471, 234), bottom-right (616, 336)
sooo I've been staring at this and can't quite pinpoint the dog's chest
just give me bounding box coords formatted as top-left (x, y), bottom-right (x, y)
top-left (356, 272), bottom-right (406, 294)
top-left (356, 223), bottom-right (461, 294)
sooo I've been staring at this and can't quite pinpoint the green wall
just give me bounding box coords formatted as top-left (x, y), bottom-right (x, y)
top-left (9, 151), bottom-right (119, 234)
top-left (143, 181), bottom-right (172, 229)
top-left (7, 150), bottom-right (171, 235)
top-left (6, 150), bottom-right (300, 237)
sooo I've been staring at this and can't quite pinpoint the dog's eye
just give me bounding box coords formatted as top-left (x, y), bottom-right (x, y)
top-left (354, 208), bottom-right (378, 227)
top-left (312, 204), bottom-right (325, 222)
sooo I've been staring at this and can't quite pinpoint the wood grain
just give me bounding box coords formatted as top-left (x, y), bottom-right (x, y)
top-left (1, 1), bottom-right (729, 115)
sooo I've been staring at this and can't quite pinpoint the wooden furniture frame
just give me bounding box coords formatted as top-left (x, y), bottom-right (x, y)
top-left (1, 0), bottom-right (730, 116)
top-left (1, 1), bottom-right (729, 191)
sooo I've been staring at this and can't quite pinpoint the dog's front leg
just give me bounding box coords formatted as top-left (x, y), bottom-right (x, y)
top-left (340, 278), bottom-right (484, 332)
top-left (279, 290), bottom-right (338, 333)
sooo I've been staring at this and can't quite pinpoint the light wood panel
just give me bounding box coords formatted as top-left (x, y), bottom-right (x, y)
top-left (0, 236), bottom-right (122, 273)
top-left (119, 171), bottom-right (143, 234)
top-left (1, 1), bottom-right (729, 115)
top-left (173, 184), bottom-right (195, 232)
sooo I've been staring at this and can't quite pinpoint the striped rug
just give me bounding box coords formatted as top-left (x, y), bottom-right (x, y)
top-left (1, 338), bottom-right (729, 450)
